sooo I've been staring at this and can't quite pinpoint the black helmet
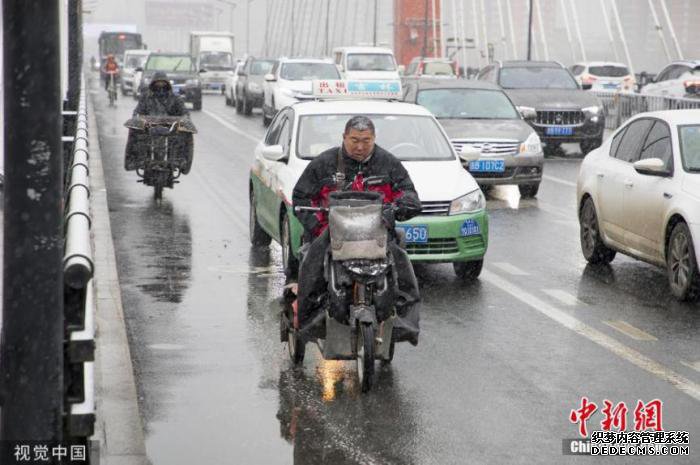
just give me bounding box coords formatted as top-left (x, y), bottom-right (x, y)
top-left (149, 72), bottom-right (171, 92)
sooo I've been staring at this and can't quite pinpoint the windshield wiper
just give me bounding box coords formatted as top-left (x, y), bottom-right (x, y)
top-left (173, 59), bottom-right (184, 72)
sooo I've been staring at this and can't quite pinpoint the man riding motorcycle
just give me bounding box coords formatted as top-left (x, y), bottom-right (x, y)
top-left (292, 116), bottom-right (422, 344)
top-left (124, 72), bottom-right (193, 173)
top-left (102, 54), bottom-right (119, 93)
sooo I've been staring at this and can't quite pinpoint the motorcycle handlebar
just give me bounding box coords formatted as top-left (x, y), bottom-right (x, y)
top-left (294, 206), bottom-right (328, 214)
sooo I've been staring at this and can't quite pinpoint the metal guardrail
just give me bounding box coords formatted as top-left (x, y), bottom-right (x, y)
top-left (592, 91), bottom-right (700, 131)
top-left (62, 77), bottom-right (95, 438)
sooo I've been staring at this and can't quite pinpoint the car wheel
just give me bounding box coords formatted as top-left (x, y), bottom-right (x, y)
top-left (281, 212), bottom-right (299, 279)
top-left (225, 93), bottom-right (231, 106)
top-left (579, 197), bottom-right (616, 264)
top-left (454, 260), bottom-right (483, 281)
top-left (192, 99), bottom-right (202, 111)
top-left (235, 92), bottom-right (243, 113)
top-left (243, 94), bottom-right (253, 116)
top-left (667, 222), bottom-right (700, 301)
top-left (518, 183), bottom-right (540, 198)
top-left (249, 191), bottom-right (272, 246)
top-left (262, 109), bottom-right (271, 127)
top-left (581, 137), bottom-right (603, 155)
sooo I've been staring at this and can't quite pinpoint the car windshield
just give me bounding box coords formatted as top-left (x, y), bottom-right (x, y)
top-left (423, 62), bottom-right (455, 76)
top-left (346, 54), bottom-right (396, 72)
top-left (297, 114), bottom-right (454, 161)
top-left (125, 55), bottom-right (148, 69)
top-left (251, 60), bottom-right (276, 75)
top-left (499, 66), bottom-right (578, 89)
top-left (145, 55), bottom-right (194, 72)
top-left (416, 89), bottom-right (519, 119)
top-left (280, 62), bottom-right (340, 80)
top-left (200, 52), bottom-right (233, 70)
top-left (678, 125), bottom-right (700, 172)
top-left (588, 65), bottom-right (630, 77)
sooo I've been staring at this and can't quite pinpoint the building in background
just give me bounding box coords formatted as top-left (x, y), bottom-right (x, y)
top-left (393, 0), bottom-right (442, 66)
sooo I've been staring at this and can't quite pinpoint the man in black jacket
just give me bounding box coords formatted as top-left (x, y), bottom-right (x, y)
top-left (291, 116), bottom-right (422, 344)
top-left (125, 72), bottom-right (193, 173)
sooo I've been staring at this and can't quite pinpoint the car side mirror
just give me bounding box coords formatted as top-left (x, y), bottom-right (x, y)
top-left (264, 73), bottom-right (276, 82)
top-left (633, 158), bottom-right (670, 176)
top-left (237, 69), bottom-right (247, 77)
top-left (262, 144), bottom-right (286, 162)
top-left (135, 67), bottom-right (143, 73)
top-left (517, 106), bottom-right (537, 121)
top-left (457, 145), bottom-right (481, 162)
top-left (581, 82), bottom-right (593, 90)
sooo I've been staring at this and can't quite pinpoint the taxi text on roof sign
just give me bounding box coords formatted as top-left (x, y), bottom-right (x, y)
top-left (312, 80), bottom-right (402, 99)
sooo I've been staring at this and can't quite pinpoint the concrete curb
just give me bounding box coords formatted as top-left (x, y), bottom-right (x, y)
top-left (88, 87), bottom-right (150, 465)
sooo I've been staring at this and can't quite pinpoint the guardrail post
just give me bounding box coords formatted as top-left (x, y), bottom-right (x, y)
top-left (1, 0), bottom-right (65, 443)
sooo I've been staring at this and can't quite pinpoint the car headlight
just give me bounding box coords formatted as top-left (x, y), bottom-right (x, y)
top-left (449, 189), bottom-right (486, 215)
top-left (519, 132), bottom-right (542, 155)
top-left (582, 106), bottom-right (600, 115)
top-left (248, 82), bottom-right (261, 91)
top-left (186, 79), bottom-right (200, 86)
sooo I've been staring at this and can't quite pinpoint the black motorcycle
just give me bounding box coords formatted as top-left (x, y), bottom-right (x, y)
top-left (124, 115), bottom-right (196, 200)
top-left (284, 191), bottom-right (410, 392)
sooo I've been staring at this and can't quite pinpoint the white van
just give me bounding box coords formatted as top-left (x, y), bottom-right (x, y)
top-left (332, 46), bottom-right (400, 81)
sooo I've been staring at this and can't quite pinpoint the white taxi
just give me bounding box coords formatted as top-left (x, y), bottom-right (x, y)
top-left (249, 81), bottom-right (489, 280)
top-left (577, 110), bottom-right (700, 301)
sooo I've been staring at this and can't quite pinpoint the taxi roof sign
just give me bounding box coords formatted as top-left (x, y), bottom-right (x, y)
top-left (312, 80), bottom-right (402, 100)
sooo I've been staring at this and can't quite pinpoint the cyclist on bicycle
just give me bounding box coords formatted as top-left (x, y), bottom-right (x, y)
top-left (102, 54), bottom-right (119, 96)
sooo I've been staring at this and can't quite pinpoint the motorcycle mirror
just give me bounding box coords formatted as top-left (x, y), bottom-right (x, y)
top-left (261, 144), bottom-right (286, 162)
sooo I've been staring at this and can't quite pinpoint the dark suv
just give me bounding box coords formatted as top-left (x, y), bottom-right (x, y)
top-left (235, 57), bottom-right (277, 115)
top-left (477, 61), bottom-right (605, 155)
top-left (138, 53), bottom-right (203, 110)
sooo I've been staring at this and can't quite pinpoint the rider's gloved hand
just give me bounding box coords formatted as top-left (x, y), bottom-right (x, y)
top-left (381, 204), bottom-right (396, 230)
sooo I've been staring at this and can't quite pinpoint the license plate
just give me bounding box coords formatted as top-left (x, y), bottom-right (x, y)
top-left (603, 82), bottom-right (619, 89)
top-left (460, 219), bottom-right (481, 237)
top-left (545, 126), bottom-right (573, 136)
top-left (397, 225), bottom-right (428, 244)
top-left (468, 159), bottom-right (505, 173)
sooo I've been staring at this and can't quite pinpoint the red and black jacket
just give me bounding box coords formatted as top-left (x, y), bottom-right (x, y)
top-left (292, 145), bottom-right (422, 239)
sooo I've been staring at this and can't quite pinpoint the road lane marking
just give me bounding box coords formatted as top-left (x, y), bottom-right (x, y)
top-left (481, 269), bottom-right (700, 402)
top-left (681, 361), bottom-right (700, 373)
top-left (603, 320), bottom-right (658, 342)
top-left (191, 171), bottom-right (249, 234)
top-left (493, 262), bottom-right (530, 276)
top-left (203, 109), bottom-right (261, 143)
top-left (542, 289), bottom-right (581, 306)
top-left (543, 174), bottom-right (577, 188)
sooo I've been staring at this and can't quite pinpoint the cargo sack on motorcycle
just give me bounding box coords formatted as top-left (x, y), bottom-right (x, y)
top-left (328, 191), bottom-right (387, 261)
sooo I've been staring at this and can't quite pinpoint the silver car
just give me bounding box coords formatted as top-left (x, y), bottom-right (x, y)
top-left (403, 79), bottom-right (544, 197)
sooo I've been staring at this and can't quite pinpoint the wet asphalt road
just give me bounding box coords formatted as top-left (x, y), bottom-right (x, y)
top-left (91, 78), bottom-right (699, 464)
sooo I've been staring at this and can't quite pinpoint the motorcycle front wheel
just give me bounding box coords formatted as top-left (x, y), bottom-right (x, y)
top-left (154, 184), bottom-right (163, 201)
top-left (356, 323), bottom-right (375, 392)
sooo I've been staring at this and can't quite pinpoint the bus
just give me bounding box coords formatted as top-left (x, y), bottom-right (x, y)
top-left (98, 31), bottom-right (144, 78)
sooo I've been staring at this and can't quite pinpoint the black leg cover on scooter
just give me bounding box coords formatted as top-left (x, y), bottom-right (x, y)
top-left (388, 242), bottom-right (421, 345)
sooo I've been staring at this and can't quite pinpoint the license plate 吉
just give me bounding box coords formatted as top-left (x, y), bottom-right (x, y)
top-left (398, 225), bottom-right (428, 244)
top-left (545, 126), bottom-right (574, 136)
top-left (469, 159), bottom-right (505, 173)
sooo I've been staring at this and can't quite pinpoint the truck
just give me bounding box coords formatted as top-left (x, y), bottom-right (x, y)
top-left (189, 32), bottom-right (236, 92)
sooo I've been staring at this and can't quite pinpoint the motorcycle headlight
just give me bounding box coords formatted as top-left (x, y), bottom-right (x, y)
top-left (519, 132), bottom-right (542, 155)
top-left (449, 189), bottom-right (486, 215)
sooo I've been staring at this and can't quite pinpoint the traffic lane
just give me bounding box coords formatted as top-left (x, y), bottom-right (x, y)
top-left (200, 97), bottom-right (696, 463)
top-left (483, 175), bottom-right (700, 387)
top-left (92, 86), bottom-right (293, 464)
top-left (97, 91), bottom-right (698, 464)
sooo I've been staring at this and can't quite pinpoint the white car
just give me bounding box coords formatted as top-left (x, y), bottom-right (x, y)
top-left (224, 60), bottom-right (244, 107)
top-left (121, 49), bottom-right (150, 96)
top-left (261, 58), bottom-right (340, 126)
top-left (332, 46), bottom-right (400, 81)
top-left (570, 61), bottom-right (635, 92)
top-left (249, 84), bottom-right (489, 280)
top-left (641, 60), bottom-right (700, 98)
top-left (577, 110), bottom-right (700, 301)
